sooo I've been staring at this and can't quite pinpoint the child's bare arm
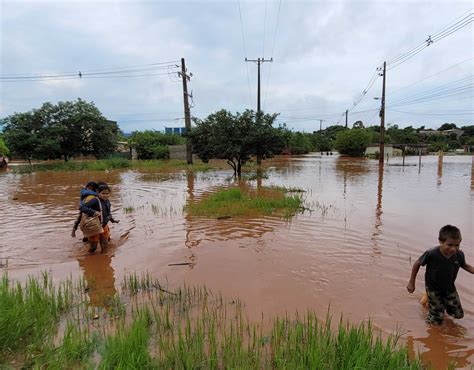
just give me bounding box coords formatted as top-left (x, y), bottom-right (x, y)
top-left (462, 263), bottom-right (474, 274)
top-left (407, 259), bottom-right (421, 293)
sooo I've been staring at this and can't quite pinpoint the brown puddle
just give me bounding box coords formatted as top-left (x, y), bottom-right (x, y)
top-left (1, 154), bottom-right (473, 369)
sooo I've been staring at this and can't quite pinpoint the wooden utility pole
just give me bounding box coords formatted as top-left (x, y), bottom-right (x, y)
top-left (245, 57), bottom-right (273, 164)
top-left (180, 58), bottom-right (193, 164)
top-left (245, 57), bottom-right (273, 113)
top-left (379, 61), bottom-right (386, 165)
top-left (345, 109), bottom-right (348, 128)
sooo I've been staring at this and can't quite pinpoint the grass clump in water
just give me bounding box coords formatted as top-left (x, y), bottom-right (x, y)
top-left (0, 272), bottom-right (424, 369)
top-left (185, 186), bottom-right (304, 218)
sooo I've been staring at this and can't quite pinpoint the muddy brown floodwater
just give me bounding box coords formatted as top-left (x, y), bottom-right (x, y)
top-left (1, 154), bottom-right (473, 369)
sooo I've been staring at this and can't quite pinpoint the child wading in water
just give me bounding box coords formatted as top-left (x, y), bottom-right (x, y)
top-left (407, 225), bottom-right (474, 324)
top-left (71, 181), bottom-right (98, 237)
top-left (80, 184), bottom-right (119, 253)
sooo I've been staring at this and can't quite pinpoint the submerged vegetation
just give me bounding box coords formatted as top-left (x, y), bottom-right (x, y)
top-left (10, 158), bottom-right (216, 174)
top-left (185, 185), bottom-right (305, 218)
top-left (0, 272), bottom-right (423, 369)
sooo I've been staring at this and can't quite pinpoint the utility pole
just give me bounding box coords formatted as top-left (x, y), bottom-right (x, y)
top-left (180, 58), bottom-right (193, 164)
top-left (245, 57), bottom-right (273, 112)
top-left (379, 61), bottom-right (386, 165)
top-left (345, 109), bottom-right (348, 128)
top-left (245, 57), bottom-right (273, 165)
top-left (319, 119), bottom-right (323, 131)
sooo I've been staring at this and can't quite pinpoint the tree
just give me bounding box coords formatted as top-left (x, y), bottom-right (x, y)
top-left (189, 109), bottom-right (284, 177)
top-left (128, 130), bottom-right (183, 159)
top-left (2, 112), bottom-right (41, 164)
top-left (0, 137), bottom-right (9, 156)
top-left (334, 128), bottom-right (371, 156)
top-left (386, 125), bottom-right (418, 144)
top-left (2, 99), bottom-right (118, 161)
top-left (352, 120), bottom-right (364, 129)
top-left (289, 132), bottom-right (313, 154)
top-left (438, 123), bottom-right (457, 131)
top-left (311, 132), bottom-right (332, 152)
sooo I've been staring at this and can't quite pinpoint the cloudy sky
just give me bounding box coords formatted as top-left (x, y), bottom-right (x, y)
top-left (1, 0), bottom-right (472, 133)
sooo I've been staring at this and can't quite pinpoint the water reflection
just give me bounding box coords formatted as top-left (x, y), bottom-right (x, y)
top-left (371, 162), bottom-right (384, 255)
top-left (77, 249), bottom-right (117, 307)
top-left (471, 156), bottom-right (474, 190)
top-left (407, 323), bottom-right (474, 370)
top-left (335, 156), bottom-right (371, 181)
top-left (183, 178), bottom-right (284, 248)
top-left (437, 152), bottom-right (443, 186)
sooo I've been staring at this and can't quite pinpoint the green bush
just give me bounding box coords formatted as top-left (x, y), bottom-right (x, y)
top-left (334, 129), bottom-right (371, 156)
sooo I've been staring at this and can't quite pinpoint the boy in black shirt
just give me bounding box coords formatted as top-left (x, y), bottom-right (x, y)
top-left (407, 225), bottom-right (474, 325)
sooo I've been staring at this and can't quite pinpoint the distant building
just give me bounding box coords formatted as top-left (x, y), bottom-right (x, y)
top-left (419, 129), bottom-right (464, 139)
top-left (165, 127), bottom-right (186, 135)
top-left (365, 144), bottom-right (402, 157)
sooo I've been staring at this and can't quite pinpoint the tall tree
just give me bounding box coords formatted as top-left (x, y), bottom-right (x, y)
top-left (2, 99), bottom-right (118, 161)
top-left (189, 109), bottom-right (285, 177)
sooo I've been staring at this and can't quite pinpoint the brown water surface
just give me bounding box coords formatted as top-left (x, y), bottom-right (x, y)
top-left (1, 154), bottom-right (473, 369)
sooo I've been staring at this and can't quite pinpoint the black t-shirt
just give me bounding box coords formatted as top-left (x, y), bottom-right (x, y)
top-left (419, 247), bottom-right (466, 293)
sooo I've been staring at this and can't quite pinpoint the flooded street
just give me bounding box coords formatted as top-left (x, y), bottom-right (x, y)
top-left (1, 154), bottom-right (473, 369)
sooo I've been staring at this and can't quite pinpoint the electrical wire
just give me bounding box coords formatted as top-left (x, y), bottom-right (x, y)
top-left (0, 62), bottom-right (180, 82)
top-left (263, 0), bottom-right (282, 110)
top-left (386, 10), bottom-right (473, 70)
top-left (262, 0), bottom-right (268, 58)
top-left (389, 57), bottom-right (474, 95)
top-left (387, 108), bottom-right (474, 116)
top-left (0, 71), bottom-right (178, 82)
top-left (237, 0), bottom-right (253, 107)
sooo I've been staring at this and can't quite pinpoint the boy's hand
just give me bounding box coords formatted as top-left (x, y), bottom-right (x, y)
top-left (407, 281), bottom-right (415, 293)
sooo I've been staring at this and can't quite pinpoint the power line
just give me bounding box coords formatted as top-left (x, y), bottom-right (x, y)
top-left (0, 71), bottom-right (178, 82)
top-left (0, 63), bottom-right (180, 82)
top-left (263, 0), bottom-right (282, 109)
top-left (386, 10), bottom-right (473, 70)
top-left (237, 0), bottom-right (253, 107)
top-left (387, 108), bottom-right (474, 116)
top-left (262, 0), bottom-right (268, 58)
top-left (387, 77), bottom-right (473, 106)
top-left (389, 57), bottom-right (474, 95)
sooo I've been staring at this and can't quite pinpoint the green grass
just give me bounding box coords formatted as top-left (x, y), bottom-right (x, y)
top-left (11, 158), bottom-right (218, 174)
top-left (12, 158), bottom-right (130, 173)
top-left (0, 272), bottom-right (424, 369)
top-left (185, 186), bottom-right (304, 218)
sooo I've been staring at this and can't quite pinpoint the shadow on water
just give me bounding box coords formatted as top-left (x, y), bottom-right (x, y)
top-left (76, 245), bottom-right (118, 308)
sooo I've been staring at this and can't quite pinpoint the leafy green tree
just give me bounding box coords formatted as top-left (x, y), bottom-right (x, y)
top-left (386, 125), bottom-right (418, 144)
top-left (438, 123), bottom-right (457, 131)
top-left (311, 132), bottom-right (332, 152)
top-left (289, 132), bottom-right (313, 154)
top-left (2, 112), bottom-right (41, 163)
top-left (334, 128), bottom-right (371, 156)
top-left (2, 99), bottom-right (118, 161)
top-left (189, 109), bottom-right (284, 177)
top-left (0, 137), bottom-right (9, 156)
top-left (427, 142), bottom-right (448, 152)
top-left (128, 130), bottom-right (183, 159)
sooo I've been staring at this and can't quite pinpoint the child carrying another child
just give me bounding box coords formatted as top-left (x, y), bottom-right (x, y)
top-left (71, 181), bottom-right (98, 237)
top-left (80, 184), bottom-right (119, 253)
top-left (407, 225), bottom-right (474, 325)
